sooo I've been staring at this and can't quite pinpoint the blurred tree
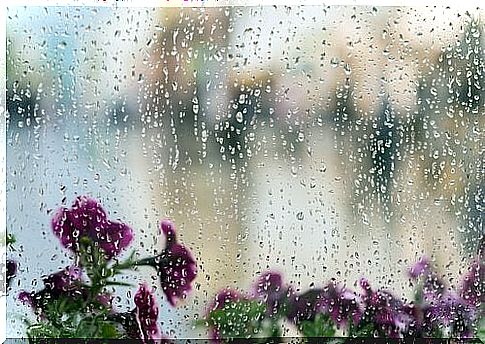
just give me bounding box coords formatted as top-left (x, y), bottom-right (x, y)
top-left (332, 78), bottom-right (402, 224)
top-left (418, 16), bottom-right (484, 254)
top-left (6, 37), bottom-right (41, 131)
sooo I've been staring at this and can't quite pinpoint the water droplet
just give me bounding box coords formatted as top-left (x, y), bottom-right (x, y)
top-left (296, 212), bottom-right (304, 221)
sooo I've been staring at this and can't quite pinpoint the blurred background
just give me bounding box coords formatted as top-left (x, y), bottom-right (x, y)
top-left (5, 5), bottom-right (484, 339)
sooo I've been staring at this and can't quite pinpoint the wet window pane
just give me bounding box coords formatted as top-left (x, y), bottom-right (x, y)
top-left (5, 5), bottom-right (484, 341)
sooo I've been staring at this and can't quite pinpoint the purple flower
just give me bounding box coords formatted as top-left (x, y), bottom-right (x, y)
top-left (51, 196), bottom-right (133, 260)
top-left (252, 271), bottom-right (283, 297)
top-left (18, 266), bottom-right (87, 314)
top-left (96, 293), bottom-right (113, 309)
top-left (152, 219), bottom-right (197, 307)
top-left (460, 259), bottom-right (484, 310)
top-left (424, 291), bottom-right (477, 338)
top-left (158, 243), bottom-right (197, 307)
top-left (43, 266), bottom-right (82, 295)
top-left (408, 257), bottom-right (446, 302)
top-left (408, 256), bottom-right (430, 279)
top-left (287, 288), bottom-right (327, 324)
top-left (6, 259), bottom-right (17, 288)
top-left (320, 281), bottom-right (362, 328)
top-left (134, 283), bottom-right (161, 342)
top-left (406, 256), bottom-right (482, 338)
top-left (18, 289), bottom-right (33, 304)
top-left (116, 284), bottom-right (164, 342)
top-left (251, 271), bottom-right (291, 317)
top-left (359, 278), bottom-right (414, 338)
top-left (160, 218), bottom-right (177, 246)
top-left (207, 288), bottom-right (243, 343)
top-left (210, 288), bottom-right (242, 312)
top-left (288, 282), bottom-right (363, 329)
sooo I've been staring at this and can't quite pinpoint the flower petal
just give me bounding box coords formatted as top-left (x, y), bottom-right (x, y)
top-left (98, 221), bottom-right (134, 260)
top-left (134, 283), bottom-right (160, 341)
top-left (42, 266), bottom-right (82, 295)
top-left (160, 219), bottom-right (177, 247)
top-left (51, 196), bottom-right (133, 259)
top-left (52, 208), bottom-right (80, 251)
top-left (159, 243), bottom-right (197, 307)
top-left (408, 256), bottom-right (430, 279)
top-left (6, 260), bottom-right (17, 288)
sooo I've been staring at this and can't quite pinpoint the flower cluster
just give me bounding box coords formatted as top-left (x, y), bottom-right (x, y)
top-left (202, 252), bottom-right (484, 342)
top-left (10, 194), bottom-right (483, 342)
top-left (17, 196), bottom-right (197, 341)
top-left (5, 234), bottom-right (17, 292)
top-left (51, 195), bottom-right (134, 260)
top-left (135, 219), bottom-right (197, 307)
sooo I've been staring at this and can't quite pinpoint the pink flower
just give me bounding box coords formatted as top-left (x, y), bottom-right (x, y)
top-left (408, 257), bottom-right (446, 302)
top-left (149, 219), bottom-right (197, 307)
top-left (460, 259), bottom-right (484, 310)
top-left (18, 266), bottom-right (87, 314)
top-left (210, 288), bottom-right (242, 312)
top-left (321, 281), bottom-right (362, 327)
top-left (134, 283), bottom-right (161, 342)
top-left (251, 271), bottom-right (293, 317)
top-left (359, 278), bottom-right (414, 338)
top-left (207, 288), bottom-right (243, 343)
top-left (51, 196), bottom-right (133, 260)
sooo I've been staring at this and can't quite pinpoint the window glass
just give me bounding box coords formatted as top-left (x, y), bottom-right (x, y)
top-left (6, 5), bottom-right (484, 340)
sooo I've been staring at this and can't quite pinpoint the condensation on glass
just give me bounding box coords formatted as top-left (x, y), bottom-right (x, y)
top-left (5, 5), bottom-right (484, 339)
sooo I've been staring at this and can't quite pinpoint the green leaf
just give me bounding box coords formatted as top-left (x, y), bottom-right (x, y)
top-left (76, 322), bottom-right (97, 338)
top-left (42, 293), bottom-right (87, 322)
top-left (99, 322), bottom-right (120, 338)
top-left (477, 318), bottom-right (485, 343)
top-left (349, 322), bottom-right (374, 338)
top-left (27, 321), bottom-right (76, 340)
top-left (299, 313), bottom-right (336, 338)
top-left (195, 318), bottom-right (208, 327)
top-left (428, 327), bottom-right (444, 339)
top-left (260, 318), bottom-right (283, 341)
top-left (7, 233), bottom-right (16, 246)
top-left (104, 281), bottom-right (133, 287)
top-left (207, 299), bottom-right (266, 340)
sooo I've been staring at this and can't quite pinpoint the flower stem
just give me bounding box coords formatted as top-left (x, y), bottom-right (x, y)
top-left (111, 256), bottom-right (157, 271)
